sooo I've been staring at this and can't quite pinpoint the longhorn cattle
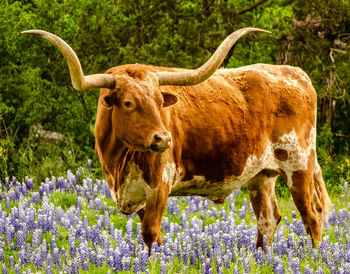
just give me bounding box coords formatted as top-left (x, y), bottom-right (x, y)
top-left (23, 28), bottom-right (331, 254)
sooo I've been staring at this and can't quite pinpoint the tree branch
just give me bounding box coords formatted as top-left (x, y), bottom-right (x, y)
top-left (238, 0), bottom-right (268, 15)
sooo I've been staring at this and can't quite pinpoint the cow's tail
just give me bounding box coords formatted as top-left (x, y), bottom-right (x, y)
top-left (313, 159), bottom-right (332, 226)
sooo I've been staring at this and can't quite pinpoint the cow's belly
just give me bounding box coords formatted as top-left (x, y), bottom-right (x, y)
top-left (169, 171), bottom-right (254, 197)
top-left (168, 128), bottom-right (315, 197)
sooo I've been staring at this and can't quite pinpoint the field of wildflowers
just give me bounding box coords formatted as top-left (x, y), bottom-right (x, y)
top-left (0, 162), bottom-right (349, 273)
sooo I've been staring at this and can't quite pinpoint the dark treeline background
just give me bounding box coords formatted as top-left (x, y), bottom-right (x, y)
top-left (0, 0), bottom-right (349, 191)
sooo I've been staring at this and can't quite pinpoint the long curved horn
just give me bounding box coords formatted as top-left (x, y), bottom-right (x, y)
top-left (156, 28), bottom-right (270, 86)
top-left (22, 30), bottom-right (115, 91)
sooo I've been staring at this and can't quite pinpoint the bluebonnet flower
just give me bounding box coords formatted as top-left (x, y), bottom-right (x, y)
top-left (24, 177), bottom-right (33, 190)
top-left (202, 258), bottom-right (212, 274)
top-left (7, 189), bottom-right (15, 203)
top-left (133, 257), bottom-right (141, 272)
top-left (107, 255), bottom-right (114, 268)
top-left (5, 197), bottom-right (10, 209)
top-left (33, 250), bottom-right (43, 269)
top-left (71, 257), bottom-right (79, 273)
top-left (5, 178), bottom-right (10, 191)
top-left (14, 264), bottom-right (20, 274)
top-left (287, 234), bottom-right (295, 250)
top-left (5, 225), bottom-right (15, 245)
top-left (18, 249), bottom-right (27, 265)
top-left (16, 230), bottom-right (26, 250)
top-left (126, 218), bottom-right (133, 236)
top-left (2, 263), bottom-right (7, 274)
top-left (344, 181), bottom-right (348, 195)
top-left (290, 257), bottom-right (301, 273)
top-left (243, 257), bottom-right (250, 273)
top-left (122, 256), bottom-right (131, 271)
top-left (31, 192), bottom-right (40, 205)
top-left (160, 256), bottom-right (167, 273)
top-left (8, 256), bottom-right (14, 269)
top-left (68, 234), bottom-right (76, 257)
top-left (77, 197), bottom-right (82, 210)
top-left (95, 198), bottom-right (102, 211)
top-left (46, 254), bottom-right (53, 274)
top-left (89, 200), bottom-right (94, 210)
top-left (97, 251), bottom-right (104, 267)
top-left (139, 248), bottom-right (148, 271)
top-left (21, 182), bottom-right (28, 197)
top-left (239, 206), bottom-right (246, 219)
top-left (254, 248), bottom-right (264, 266)
top-left (113, 249), bottom-right (123, 271)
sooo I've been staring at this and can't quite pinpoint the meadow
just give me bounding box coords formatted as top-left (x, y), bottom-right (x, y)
top-left (0, 160), bottom-right (349, 274)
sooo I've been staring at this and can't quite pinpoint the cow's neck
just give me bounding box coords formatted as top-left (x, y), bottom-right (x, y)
top-left (115, 145), bottom-right (162, 190)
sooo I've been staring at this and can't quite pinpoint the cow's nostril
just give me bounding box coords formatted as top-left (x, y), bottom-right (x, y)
top-left (151, 132), bottom-right (172, 152)
top-left (153, 134), bottom-right (162, 144)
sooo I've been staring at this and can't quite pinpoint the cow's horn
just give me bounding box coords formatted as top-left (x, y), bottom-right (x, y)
top-left (22, 30), bottom-right (115, 91)
top-left (156, 28), bottom-right (271, 86)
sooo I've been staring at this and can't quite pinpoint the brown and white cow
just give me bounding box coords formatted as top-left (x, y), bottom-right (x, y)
top-left (23, 28), bottom-right (331, 253)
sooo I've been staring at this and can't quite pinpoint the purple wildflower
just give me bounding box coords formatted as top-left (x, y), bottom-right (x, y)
top-left (97, 251), bottom-right (104, 267)
top-left (134, 257), bottom-right (141, 272)
top-left (71, 257), bottom-right (79, 273)
top-left (16, 230), bottom-right (26, 250)
top-left (254, 248), bottom-right (264, 266)
top-left (126, 219), bottom-right (133, 236)
top-left (95, 198), bottom-right (102, 211)
top-left (202, 258), bottom-right (212, 274)
top-left (2, 263), bottom-right (7, 274)
top-left (14, 264), bottom-right (20, 274)
top-left (5, 178), bottom-right (9, 191)
top-left (239, 206), bottom-right (246, 219)
top-left (290, 257), bottom-right (301, 273)
top-left (46, 254), bottom-right (53, 274)
top-left (6, 225), bottom-right (15, 245)
top-left (68, 234), bottom-right (76, 257)
top-left (304, 265), bottom-right (314, 274)
top-left (122, 256), bottom-right (131, 271)
top-left (31, 192), bottom-right (40, 205)
top-left (344, 181), bottom-right (348, 195)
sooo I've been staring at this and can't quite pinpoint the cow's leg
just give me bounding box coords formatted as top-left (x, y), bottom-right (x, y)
top-left (313, 160), bottom-right (331, 227)
top-left (141, 185), bottom-right (169, 255)
top-left (247, 170), bottom-right (281, 249)
top-left (137, 208), bottom-right (163, 246)
top-left (286, 151), bottom-right (329, 246)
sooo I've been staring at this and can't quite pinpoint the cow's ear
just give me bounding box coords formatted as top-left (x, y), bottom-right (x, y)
top-left (161, 92), bottom-right (178, 107)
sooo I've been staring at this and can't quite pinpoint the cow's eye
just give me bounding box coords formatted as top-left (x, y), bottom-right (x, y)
top-left (123, 100), bottom-right (133, 108)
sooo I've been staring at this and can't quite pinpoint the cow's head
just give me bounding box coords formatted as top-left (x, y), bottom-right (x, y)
top-left (99, 67), bottom-right (178, 152)
top-left (22, 28), bottom-right (269, 153)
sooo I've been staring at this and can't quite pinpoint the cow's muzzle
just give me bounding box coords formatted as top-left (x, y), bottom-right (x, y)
top-left (150, 131), bottom-right (172, 152)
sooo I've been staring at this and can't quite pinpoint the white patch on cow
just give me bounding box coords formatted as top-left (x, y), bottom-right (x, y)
top-left (114, 163), bottom-right (151, 214)
top-left (162, 161), bottom-right (176, 185)
top-left (257, 212), bottom-right (273, 237)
